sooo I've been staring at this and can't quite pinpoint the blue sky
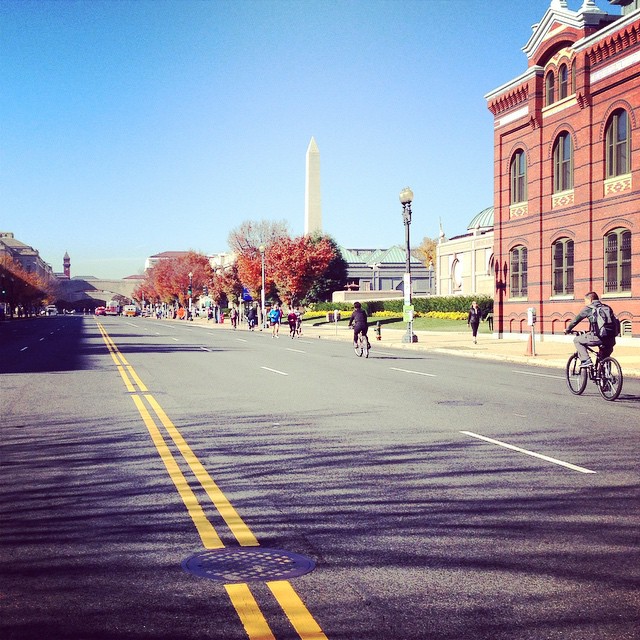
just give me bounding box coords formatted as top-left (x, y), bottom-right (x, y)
top-left (1, 0), bottom-right (619, 278)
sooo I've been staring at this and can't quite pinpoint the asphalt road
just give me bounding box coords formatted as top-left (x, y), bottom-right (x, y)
top-left (1, 316), bottom-right (639, 640)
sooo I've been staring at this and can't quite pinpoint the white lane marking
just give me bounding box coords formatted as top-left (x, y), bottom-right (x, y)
top-left (261, 366), bottom-right (288, 376)
top-left (236, 338), bottom-right (248, 343)
top-left (513, 370), bottom-right (564, 380)
top-left (171, 337), bottom-right (180, 342)
top-left (297, 340), bottom-right (313, 344)
top-left (199, 346), bottom-right (210, 352)
top-left (390, 367), bottom-right (436, 378)
top-left (461, 431), bottom-right (596, 474)
top-left (286, 348), bottom-right (306, 354)
top-left (21, 347), bottom-right (28, 352)
top-left (126, 322), bottom-right (138, 327)
top-left (40, 338), bottom-right (45, 341)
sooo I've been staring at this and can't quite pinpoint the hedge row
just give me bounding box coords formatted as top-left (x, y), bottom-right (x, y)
top-left (309, 295), bottom-right (494, 318)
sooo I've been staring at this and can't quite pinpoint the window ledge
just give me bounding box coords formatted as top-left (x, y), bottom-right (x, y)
top-left (552, 190), bottom-right (575, 209)
top-left (542, 95), bottom-right (577, 117)
top-left (604, 173), bottom-right (632, 197)
top-left (509, 202), bottom-right (528, 219)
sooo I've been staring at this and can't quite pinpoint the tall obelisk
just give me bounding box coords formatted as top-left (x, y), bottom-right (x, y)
top-left (304, 137), bottom-right (322, 235)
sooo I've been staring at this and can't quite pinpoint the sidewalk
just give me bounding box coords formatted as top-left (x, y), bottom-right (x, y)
top-left (304, 322), bottom-right (640, 379)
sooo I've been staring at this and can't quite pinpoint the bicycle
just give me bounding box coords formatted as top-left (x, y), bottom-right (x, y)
top-left (354, 330), bottom-right (369, 358)
top-left (565, 332), bottom-right (623, 401)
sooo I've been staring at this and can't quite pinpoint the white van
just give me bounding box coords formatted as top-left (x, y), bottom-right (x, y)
top-left (45, 305), bottom-right (58, 316)
top-left (123, 305), bottom-right (139, 317)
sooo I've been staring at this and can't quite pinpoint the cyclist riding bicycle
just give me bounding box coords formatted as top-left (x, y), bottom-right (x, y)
top-left (565, 291), bottom-right (616, 368)
top-left (348, 302), bottom-right (370, 350)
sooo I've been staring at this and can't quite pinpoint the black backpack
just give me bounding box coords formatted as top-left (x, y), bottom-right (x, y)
top-left (592, 303), bottom-right (620, 339)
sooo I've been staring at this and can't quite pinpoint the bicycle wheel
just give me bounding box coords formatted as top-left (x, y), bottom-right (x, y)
top-left (566, 353), bottom-right (587, 395)
top-left (354, 335), bottom-right (364, 357)
top-left (597, 357), bottom-right (623, 401)
top-left (363, 337), bottom-right (369, 359)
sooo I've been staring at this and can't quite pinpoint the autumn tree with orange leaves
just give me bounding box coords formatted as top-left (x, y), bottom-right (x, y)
top-left (133, 251), bottom-right (214, 306)
top-left (0, 254), bottom-right (56, 315)
top-left (268, 235), bottom-right (336, 306)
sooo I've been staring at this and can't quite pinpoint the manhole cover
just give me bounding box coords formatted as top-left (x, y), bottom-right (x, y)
top-left (181, 548), bottom-right (316, 583)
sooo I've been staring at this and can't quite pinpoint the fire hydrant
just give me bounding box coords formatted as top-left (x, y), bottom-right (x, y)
top-left (375, 321), bottom-right (382, 341)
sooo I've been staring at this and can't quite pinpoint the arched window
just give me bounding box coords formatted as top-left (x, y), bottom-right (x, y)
top-left (571, 59), bottom-right (576, 94)
top-left (559, 64), bottom-right (568, 100)
top-left (546, 71), bottom-right (555, 106)
top-left (605, 109), bottom-right (630, 178)
top-left (552, 238), bottom-right (574, 296)
top-left (510, 246), bottom-right (527, 298)
top-left (553, 132), bottom-right (573, 192)
top-left (604, 229), bottom-right (631, 293)
top-left (451, 258), bottom-right (462, 292)
top-left (510, 150), bottom-right (527, 204)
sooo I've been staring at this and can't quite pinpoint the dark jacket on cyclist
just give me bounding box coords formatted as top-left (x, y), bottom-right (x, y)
top-left (566, 298), bottom-right (615, 364)
top-left (348, 307), bottom-right (369, 346)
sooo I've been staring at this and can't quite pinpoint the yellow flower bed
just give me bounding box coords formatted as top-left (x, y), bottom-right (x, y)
top-left (426, 311), bottom-right (467, 321)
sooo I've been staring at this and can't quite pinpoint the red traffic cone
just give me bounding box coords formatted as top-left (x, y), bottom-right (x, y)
top-left (525, 333), bottom-right (533, 356)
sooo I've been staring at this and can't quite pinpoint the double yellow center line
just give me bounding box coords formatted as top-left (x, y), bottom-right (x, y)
top-left (97, 322), bottom-right (328, 639)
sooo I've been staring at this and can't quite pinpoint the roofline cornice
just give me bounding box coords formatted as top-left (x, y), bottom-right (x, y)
top-left (573, 8), bottom-right (640, 52)
top-left (484, 66), bottom-right (542, 102)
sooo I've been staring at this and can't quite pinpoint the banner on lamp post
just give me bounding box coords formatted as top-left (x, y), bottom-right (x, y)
top-left (403, 273), bottom-right (411, 306)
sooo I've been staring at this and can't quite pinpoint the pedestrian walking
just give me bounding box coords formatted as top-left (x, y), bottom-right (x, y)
top-left (247, 305), bottom-right (257, 330)
top-left (468, 300), bottom-right (481, 344)
top-left (287, 308), bottom-right (297, 338)
top-left (268, 304), bottom-right (282, 338)
top-left (295, 307), bottom-right (303, 336)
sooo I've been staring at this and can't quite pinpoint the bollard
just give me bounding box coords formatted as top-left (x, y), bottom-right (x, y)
top-left (375, 321), bottom-right (381, 341)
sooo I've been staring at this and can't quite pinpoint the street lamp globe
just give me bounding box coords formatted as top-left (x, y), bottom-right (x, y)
top-left (399, 187), bottom-right (413, 205)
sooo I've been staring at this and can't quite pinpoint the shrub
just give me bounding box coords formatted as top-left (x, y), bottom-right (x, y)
top-left (311, 295), bottom-right (493, 317)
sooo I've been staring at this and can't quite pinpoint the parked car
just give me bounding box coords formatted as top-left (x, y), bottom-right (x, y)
top-left (45, 305), bottom-right (58, 316)
top-left (123, 305), bottom-right (139, 317)
top-left (95, 306), bottom-right (107, 316)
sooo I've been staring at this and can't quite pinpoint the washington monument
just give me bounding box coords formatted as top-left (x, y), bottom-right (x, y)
top-left (304, 137), bottom-right (322, 235)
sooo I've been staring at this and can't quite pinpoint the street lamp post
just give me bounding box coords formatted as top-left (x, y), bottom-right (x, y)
top-left (399, 187), bottom-right (418, 343)
top-left (259, 245), bottom-right (266, 329)
top-left (188, 272), bottom-right (193, 315)
top-left (371, 262), bottom-right (380, 291)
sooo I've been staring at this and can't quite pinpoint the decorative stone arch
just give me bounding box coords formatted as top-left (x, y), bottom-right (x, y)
top-left (505, 141), bottom-right (532, 172)
top-left (549, 311), bottom-right (572, 335)
top-left (549, 228), bottom-right (576, 244)
top-left (507, 236), bottom-right (530, 252)
top-left (450, 256), bottom-right (463, 293)
top-left (600, 219), bottom-right (634, 234)
top-left (546, 123), bottom-right (579, 159)
top-left (598, 100), bottom-right (637, 141)
top-left (507, 314), bottom-right (528, 334)
top-left (487, 253), bottom-right (495, 276)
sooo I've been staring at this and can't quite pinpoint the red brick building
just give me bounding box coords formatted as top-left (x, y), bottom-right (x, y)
top-left (486, 0), bottom-right (639, 339)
